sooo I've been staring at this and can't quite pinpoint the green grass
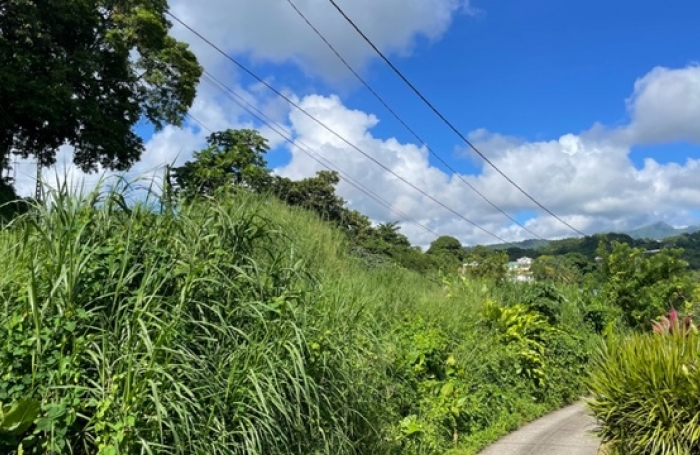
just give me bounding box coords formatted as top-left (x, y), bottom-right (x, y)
top-left (0, 184), bottom-right (599, 454)
top-left (588, 331), bottom-right (700, 455)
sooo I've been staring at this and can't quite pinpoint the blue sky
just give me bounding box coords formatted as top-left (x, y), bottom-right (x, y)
top-left (251, 0), bottom-right (700, 170)
top-left (23, 0), bottom-right (700, 246)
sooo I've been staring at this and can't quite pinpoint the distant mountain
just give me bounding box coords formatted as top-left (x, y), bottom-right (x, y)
top-left (624, 222), bottom-right (700, 240)
top-left (487, 238), bottom-right (551, 250)
top-left (482, 222), bottom-right (700, 252)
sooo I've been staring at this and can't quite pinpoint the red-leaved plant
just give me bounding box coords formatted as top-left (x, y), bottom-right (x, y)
top-left (652, 308), bottom-right (699, 335)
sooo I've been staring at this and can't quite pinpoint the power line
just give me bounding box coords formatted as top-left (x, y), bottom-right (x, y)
top-left (284, 0), bottom-right (544, 241)
top-left (167, 12), bottom-right (509, 243)
top-left (326, 0), bottom-right (585, 238)
top-left (185, 112), bottom-right (213, 134)
top-left (200, 71), bottom-right (440, 238)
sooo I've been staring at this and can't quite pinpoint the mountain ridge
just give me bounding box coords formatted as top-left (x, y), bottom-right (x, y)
top-left (486, 221), bottom-right (700, 251)
top-left (623, 221), bottom-right (700, 240)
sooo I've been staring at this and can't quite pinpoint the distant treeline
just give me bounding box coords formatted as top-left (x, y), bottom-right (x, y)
top-left (490, 232), bottom-right (700, 271)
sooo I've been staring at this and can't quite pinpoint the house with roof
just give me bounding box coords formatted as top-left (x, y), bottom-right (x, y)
top-left (506, 256), bottom-right (534, 282)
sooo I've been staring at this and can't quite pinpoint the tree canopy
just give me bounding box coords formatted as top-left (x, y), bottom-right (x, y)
top-left (462, 246), bottom-right (508, 282)
top-left (172, 129), bottom-right (271, 196)
top-left (0, 0), bottom-right (201, 173)
top-left (595, 241), bottom-right (694, 328)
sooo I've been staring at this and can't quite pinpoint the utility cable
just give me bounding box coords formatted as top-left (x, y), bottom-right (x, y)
top-left (200, 71), bottom-right (440, 238)
top-left (285, 0), bottom-right (543, 241)
top-left (167, 12), bottom-right (509, 243)
top-left (326, 0), bottom-right (585, 237)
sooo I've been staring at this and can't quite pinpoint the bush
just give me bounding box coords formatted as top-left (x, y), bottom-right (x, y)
top-left (0, 184), bottom-right (598, 454)
top-left (588, 326), bottom-right (700, 454)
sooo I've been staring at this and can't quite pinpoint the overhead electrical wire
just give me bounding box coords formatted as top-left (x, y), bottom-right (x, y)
top-left (167, 11), bottom-right (510, 244)
top-left (185, 112), bottom-right (213, 134)
top-left (284, 0), bottom-right (544, 241)
top-left (199, 71), bottom-right (440, 238)
top-left (326, 0), bottom-right (586, 238)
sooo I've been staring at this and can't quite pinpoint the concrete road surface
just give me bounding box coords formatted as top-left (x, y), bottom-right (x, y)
top-left (477, 402), bottom-right (599, 455)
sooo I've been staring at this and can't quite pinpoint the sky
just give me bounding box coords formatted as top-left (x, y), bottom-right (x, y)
top-left (14, 0), bottom-right (700, 247)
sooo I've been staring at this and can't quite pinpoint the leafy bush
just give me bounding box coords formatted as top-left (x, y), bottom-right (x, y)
top-left (520, 282), bottom-right (566, 325)
top-left (0, 184), bottom-right (598, 454)
top-left (588, 324), bottom-right (700, 454)
top-left (596, 241), bottom-right (695, 328)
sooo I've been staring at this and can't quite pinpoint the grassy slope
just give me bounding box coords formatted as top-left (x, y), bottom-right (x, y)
top-left (0, 188), bottom-right (598, 454)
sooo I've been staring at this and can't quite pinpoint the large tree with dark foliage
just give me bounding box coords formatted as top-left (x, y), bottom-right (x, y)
top-left (0, 0), bottom-right (201, 174)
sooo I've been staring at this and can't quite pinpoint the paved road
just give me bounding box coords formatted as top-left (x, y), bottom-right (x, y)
top-left (478, 402), bottom-right (599, 455)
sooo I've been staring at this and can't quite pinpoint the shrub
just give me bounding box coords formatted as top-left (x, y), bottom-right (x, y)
top-left (588, 327), bottom-right (700, 454)
top-left (0, 183), bottom-right (598, 454)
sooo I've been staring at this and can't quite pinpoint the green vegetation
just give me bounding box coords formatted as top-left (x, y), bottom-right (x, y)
top-left (589, 310), bottom-right (700, 455)
top-left (1, 0), bottom-right (201, 172)
top-left (492, 230), bottom-right (700, 275)
top-left (2, 0), bottom-right (698, 448)
top-left (0, 179), bottom-right (29, 223)
top-left (0, 179), bottom-right (600, 454)
top-left (1, 125), bottom-right (696, 453)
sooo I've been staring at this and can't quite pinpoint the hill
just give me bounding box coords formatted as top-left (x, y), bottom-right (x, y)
top-left (0, 186), bottom-right (598, 454)
top-left (624, 221), bottom-right (700, 240)
top-left (487, 238), bottom-right (551, 250)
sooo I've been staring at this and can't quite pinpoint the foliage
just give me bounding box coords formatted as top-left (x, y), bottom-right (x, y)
top-left (588, 329), bottom-right (700, 454)
top-left (531, 254), bottom-right (583, 284)
top-left (0, 188), bottom-right (385, 454)
top-left (461, 246), bottom-right (508, 282)
top-left (520, 282), bottom-right (566, 325)
top-left (481, 301), bottom-right (553, 387)
top-left (0, 398), bottom-right (41, 452)
top-left (0, 179), bottom-right (29, 223)
top-left (426, 236), bottom-right (465, 271)
top-left (596, 241), bottom-right (695, 328)
top-left (172, 129), bottom-right (271, 196)
top-left (273, 170), bottom-right (352, 228)
top-left (1, 0), bottom-right (201, 173)
top-left (0, 180), bottom-right (600, 454)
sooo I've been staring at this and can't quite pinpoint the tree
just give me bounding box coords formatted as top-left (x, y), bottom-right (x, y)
top-left (427, 236), bottom-right (463, 257)
top-left (532, 255), bottom-right (582, 284)
top-left (462, 246), bottom-right (508, 282)
top-left (596, 241), bottom-right (694, 328)
top-left (273, 170), bottom-right (348, 224)
top-left (427, 236), bottom-right (464, 271)
top-left (172, 129), bottom-right (271, 197)
top-left (0, 178), bottom-right (28, 222)
top-left (1, 0), bottom-right (201, 174)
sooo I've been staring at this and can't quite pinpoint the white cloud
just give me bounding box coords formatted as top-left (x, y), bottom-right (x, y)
top-left (270, 65), bottom-right (700, 246)
top-left (169, 0), bottom-right (470, 81)
top-left (622, 64), bottom-right (700, 145)
top-left (13, 11), bottom-right (700, 250)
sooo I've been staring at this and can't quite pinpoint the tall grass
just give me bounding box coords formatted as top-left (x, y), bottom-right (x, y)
top-left (0, 183), bottom-right (598, 454)
top-left (588, 332), bottom-right (700, 455)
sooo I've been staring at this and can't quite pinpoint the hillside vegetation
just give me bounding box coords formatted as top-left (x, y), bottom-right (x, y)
top-left (3, 2), bottom-right (700, 452)
top-left (0, 183), bottom-right (600, 454)
top-left (2, 127), bottom-right (698, 454)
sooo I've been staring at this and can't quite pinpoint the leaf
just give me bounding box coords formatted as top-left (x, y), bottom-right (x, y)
top-left (0, 398), bottom-right (40, 436)
top-left (34, 417), bottom-right (52, 432)
top-left (440, 382), bottom-right (454, 398)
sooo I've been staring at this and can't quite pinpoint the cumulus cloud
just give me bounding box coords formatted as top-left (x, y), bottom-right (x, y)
top-left (12, 4), bottom-right (700, 249)
top-left (169, 0), bottom-right (470, 81)
top-left (269, 64), bottom-right (700, 246)
top-left (621, 64), bottom-right (700, 145)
